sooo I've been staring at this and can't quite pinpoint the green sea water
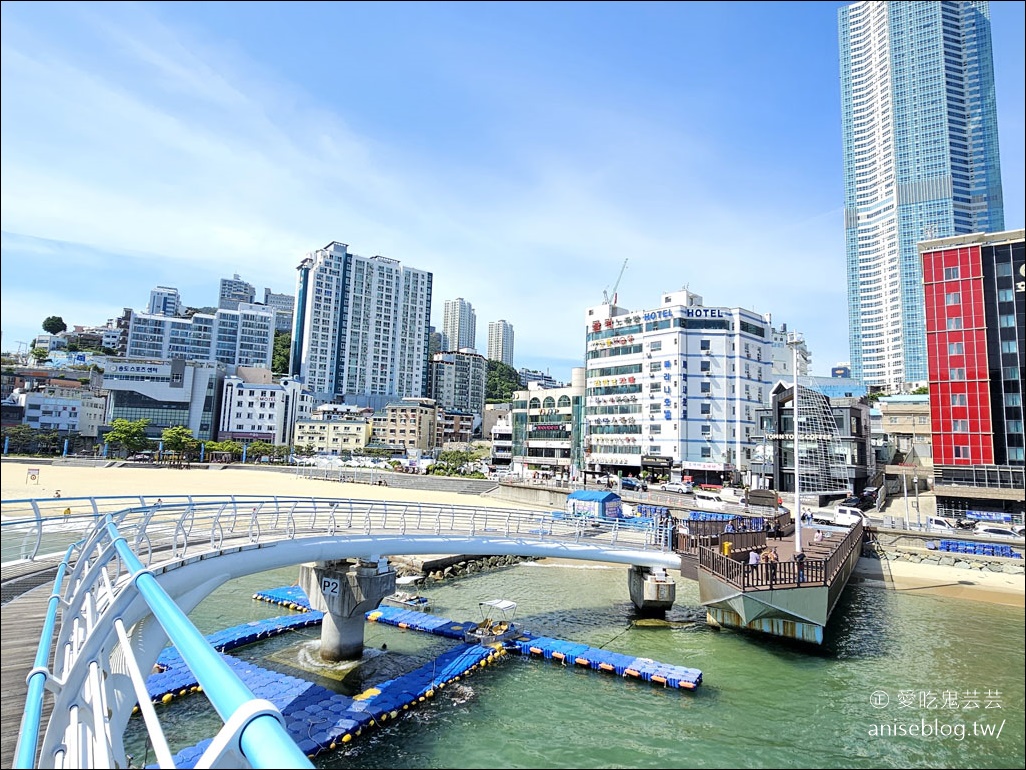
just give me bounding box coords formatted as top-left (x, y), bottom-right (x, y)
top-left (126, 561), bottom-right (1025, 769)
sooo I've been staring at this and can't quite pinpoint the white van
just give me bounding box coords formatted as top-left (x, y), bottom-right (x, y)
top-left (926, 516), bottom-right (959, 534)
top-left (692, 490), bottom-right (726, 511)
top-left (811, 506), bottom-right (868, 527)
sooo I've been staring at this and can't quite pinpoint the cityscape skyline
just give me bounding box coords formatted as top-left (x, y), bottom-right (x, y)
top-left (1, 2), bottom-right (1023, 384)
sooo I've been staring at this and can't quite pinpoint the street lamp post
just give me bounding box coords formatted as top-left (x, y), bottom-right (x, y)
top-left (787, 333), bottom-right (803, 555)
top-left (913, 474), bottom-right (920, 528)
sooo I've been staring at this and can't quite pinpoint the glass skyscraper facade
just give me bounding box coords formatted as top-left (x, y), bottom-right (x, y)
top-left (839, 0), bottom-right (1004, 389)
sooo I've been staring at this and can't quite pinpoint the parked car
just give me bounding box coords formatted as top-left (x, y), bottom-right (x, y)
top-left (659, 481), bottom-right (693, 494)
top-left (619, 477), bottom-right (648, 492)
top-left (972, 524), bottom-right (1023, 540)
top-left (925, 516), bottom-right (960, 534)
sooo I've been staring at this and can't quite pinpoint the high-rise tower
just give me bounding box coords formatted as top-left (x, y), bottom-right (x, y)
top-left (487, 320), bottom-right (515, 367)
top-left (839, 0), bottom-right (1004, 389)
top-left (442, 298), bottom-right (476, 352)
top-left (291, 242), bottom-right (433, 402)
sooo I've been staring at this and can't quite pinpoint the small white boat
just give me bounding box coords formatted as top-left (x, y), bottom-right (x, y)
top-left (464, 599), bottom-right (519, 646)
top-left (382, 590), bottom-right (431, 612)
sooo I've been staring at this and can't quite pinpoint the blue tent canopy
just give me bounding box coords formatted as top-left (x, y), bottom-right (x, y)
top-left (565, 490), bottom-right (623, 519)
top-left (567, 490), bottom-right (621, 503)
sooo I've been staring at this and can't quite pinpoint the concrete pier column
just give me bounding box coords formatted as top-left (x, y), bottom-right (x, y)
top-left (298, 558), bottom-right (396, 661)
top-left (627, 565), bottom-right (676, 616)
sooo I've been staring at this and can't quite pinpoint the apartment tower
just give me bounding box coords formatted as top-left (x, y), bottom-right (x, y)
top-left (839, 0), bottom-right (1004, 389)
top-left (290, 241), bottom-right (433, 402)
top-left (487, 319), bottom-right (515, 367)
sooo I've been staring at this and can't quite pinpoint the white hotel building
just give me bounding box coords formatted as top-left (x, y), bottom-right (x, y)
top-left (584, 289), bottom-right (772, 485)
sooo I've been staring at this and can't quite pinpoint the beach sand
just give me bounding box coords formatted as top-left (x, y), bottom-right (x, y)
top-left (2, 462), bottom-right (1022, 608)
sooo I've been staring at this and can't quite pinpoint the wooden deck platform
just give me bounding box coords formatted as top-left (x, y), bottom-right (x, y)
top-left (1, 581), bottom-right (56, 769)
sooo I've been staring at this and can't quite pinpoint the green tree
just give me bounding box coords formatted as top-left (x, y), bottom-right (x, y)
top-left (36, 430), bottom-right (62, 455)
top-left (485, 360), bottom-right (521, 402)
top-left (161, 425), bottom-right (199, 466)
top-left (30, 347), bottom-right (51, 364)
top-left (911, 386), bottom-right (929, 395)
top-left (42, 316), bottom-right (68, 335)
top-left (272, 331), bottom-right (291, 374)
top-left (106, 418), bottom-right (152, 455)
top-left (2, 425), bottom-right (35, 453)
top-left (247, 440), bottom-right (274, 461)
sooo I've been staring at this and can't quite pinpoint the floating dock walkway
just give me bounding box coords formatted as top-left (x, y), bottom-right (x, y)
top-left (147, 585), bottom-right (702, 765)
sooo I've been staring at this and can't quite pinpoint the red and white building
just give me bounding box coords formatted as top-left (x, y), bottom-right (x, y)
top-left (920, 229), bottom-right (1024, 522)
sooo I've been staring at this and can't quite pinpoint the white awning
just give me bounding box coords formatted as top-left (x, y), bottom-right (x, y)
top-left (479, 599), bottom-right (517, 612)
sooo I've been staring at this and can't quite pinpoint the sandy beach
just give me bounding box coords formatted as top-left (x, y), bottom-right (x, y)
top-left (2, 461), bottom-right (1022, 608)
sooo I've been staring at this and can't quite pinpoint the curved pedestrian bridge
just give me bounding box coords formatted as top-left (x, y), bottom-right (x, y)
top-left (1, 494), bottom-right (678, 769)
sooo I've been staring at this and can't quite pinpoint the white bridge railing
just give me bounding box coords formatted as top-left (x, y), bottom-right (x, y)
top-left (3, 495), bottom-right (674, 768)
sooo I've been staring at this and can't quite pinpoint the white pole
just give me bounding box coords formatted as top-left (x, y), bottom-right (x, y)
top-left (791, 337), bottom-right (802, 555)
top-left (902, 473), bottom-right (910, 531)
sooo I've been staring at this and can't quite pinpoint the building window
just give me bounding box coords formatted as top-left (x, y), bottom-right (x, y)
top-left (1004, 367), bottom-right (1021, 381)
top-left (1003, 341), bottom-right (1018, 354)
top-left (946, 317), bottom-right (963, 330)
top-left (996, 263), bottom-right (1012, 277)
top-left (948, 368), bottom-right (966, 381)
top-left (950, 394), bottom-right (967, 406)
top-left (1008, 421), bottom-right (1024, 434)
top-left (700, 361), bottom-right (711, 372)
top-left (948, 342), bottom-right (964, 355)
top-left (943, 266), bottom-right (959, 280)
top-left (1006, 394), bottom-right (1022, 407)
top-left (951, 420), bottom-right (969, 432)
top-left (998, 315), bottom-right (1016, 328)
top-left (998, 289), bottom-right (1014, 302)
top-left (700, 340), bottom-right (710, 351)
top-left (701, 447), bottom-right (711, 458)
top-left (700, 382), bottom-right (711, 393)
top-left (953, 446), bottom-right (970, 459)
top-left (701, 403), bottom-right (711, 415)
top-left (1010, 448), bottom-right (1025, 461)
top-left (650, 424), bottom-right (661, 434)
top-left (945, 292), bottom-right (961, 306)
top-left (650, 341), bottom-right (662, 352)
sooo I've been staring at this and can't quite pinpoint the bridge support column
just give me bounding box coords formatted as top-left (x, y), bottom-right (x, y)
top-left (627, 565), bottom-right (676, 616)
top-left (298, 558), bottom-right (396, 661)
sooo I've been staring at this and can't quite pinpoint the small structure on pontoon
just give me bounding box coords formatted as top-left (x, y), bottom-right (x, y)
top-left (465, 599), bottom-right (519, 646)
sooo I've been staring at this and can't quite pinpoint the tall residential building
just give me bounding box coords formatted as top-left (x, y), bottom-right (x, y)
top-left (126, 303), bottom-right (275, 369)
top-left (218, 274), bottom-right (256, 310)
top-left (839, 1), bottom-right (1004, 389)
top-left (148, 286), bottom-right (181, 317)
top-left (487, 320), bottom-right (515, 367)
top-left (428, 349), bottom-right (487, 417)
top-left (920, 229), bottom-right (1024, 520)
top-left (584, 290), bottom-right (773, 486)
top-left (442, 298), bottom-right (476, 352)
top-left (290, 241), bottom-right (433, 402)
top-left (263, 288), bottom-right (295, 333)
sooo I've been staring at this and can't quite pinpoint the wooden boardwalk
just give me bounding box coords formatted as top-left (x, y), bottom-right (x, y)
top-left (1, 578), bottom-right (56, 769)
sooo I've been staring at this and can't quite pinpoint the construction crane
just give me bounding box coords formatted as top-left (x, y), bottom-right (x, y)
top-left (602, 258), bottom-right (628, 304)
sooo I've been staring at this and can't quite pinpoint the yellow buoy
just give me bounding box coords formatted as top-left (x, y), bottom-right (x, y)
top-left (161, 694), bottom-right (172, 704)
top-left (342, 734), bottom-right (353, 743)
top-left (390, 710), bottom-right (398, 719)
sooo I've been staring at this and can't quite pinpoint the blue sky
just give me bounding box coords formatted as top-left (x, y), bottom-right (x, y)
top-left (2, 1), bottom-right (1023, 382)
